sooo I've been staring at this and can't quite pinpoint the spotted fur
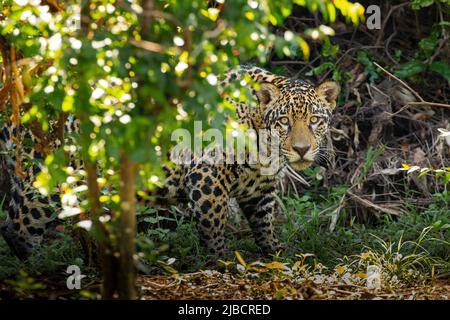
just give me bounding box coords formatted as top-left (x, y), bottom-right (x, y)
top-left (0, 119), bottom-right (78, 259)
top-left (157, 65), bottom-right (340, 255)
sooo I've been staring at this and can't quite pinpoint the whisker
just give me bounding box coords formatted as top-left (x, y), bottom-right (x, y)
top-left (285, 171), bottom-right (299, 194)
top-left (278, 171), bottom-right (286, 195)
top-left (316, 146), bottom-right (335, 166)
top-left (286, 165), bottom-right (310, 187)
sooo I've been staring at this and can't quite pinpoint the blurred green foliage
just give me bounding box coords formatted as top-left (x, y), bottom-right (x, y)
top-left (0, 0), bottom-right (364, 220)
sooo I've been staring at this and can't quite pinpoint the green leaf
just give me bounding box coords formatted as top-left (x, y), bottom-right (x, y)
top-left (305, 62), bottom-right (333, 76)
top-left (143, 216), bottom-right (172, 224)
top-left (419, 34), bottom-right (438, 54)
top-left (411, 0), bottom-right (435, 10)
top-left (321, 39), bottom-right (339, 57)
top-left (326, 2), bottom-right (337, 22)
top-left (235, 251), bottom-right (247, 267)
top-left (394, 60), bottom-right (425, 78)
top-left (430, 61), bottom-right (450, 81)
top-left (356, 51), bottom-right (379, 82)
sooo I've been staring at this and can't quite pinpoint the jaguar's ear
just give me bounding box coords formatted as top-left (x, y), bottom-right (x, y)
top-left (315, 80), bottom-right (340, 110)
top-left (255, 82), bottom-right (280, 108)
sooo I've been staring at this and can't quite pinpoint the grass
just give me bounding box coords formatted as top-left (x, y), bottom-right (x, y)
top-left (0, 232), bottom-right (89, 280)
top-left (138, 186), bottom-right (449, 281)
top-left (0, 184), bottom-right (448, 294)
top-left (279, 189), bottom-right (449, 269)
top-left (0, 206), bottom-right (95, 282)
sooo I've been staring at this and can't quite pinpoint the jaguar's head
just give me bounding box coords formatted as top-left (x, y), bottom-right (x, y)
top-left (255, 76), bottom-right (340, 171)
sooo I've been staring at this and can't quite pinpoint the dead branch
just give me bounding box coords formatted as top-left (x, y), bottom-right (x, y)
top-left (346, 190), bottom-right (403, 216)
top-left (373, 62), bottom-right (424, 102)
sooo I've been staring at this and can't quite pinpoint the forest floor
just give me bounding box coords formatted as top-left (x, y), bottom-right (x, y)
top-left (137, 272), bottom-right (450, 300)
top-left (0, 270), bottom-right (448, 300)
top-left (1, 199), bottom-right (449, 300)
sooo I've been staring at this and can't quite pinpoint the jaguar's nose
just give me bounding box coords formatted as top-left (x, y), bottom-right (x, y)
top-left (293, 143), bottom-right (311, 158)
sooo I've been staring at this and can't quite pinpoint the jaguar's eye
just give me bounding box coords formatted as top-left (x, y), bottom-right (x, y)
top-left (310, 116), bottom-right (319, 124)
top-left (309, 116), bottom-right (323, 129)
top-left (279, 116), bottom-right (290, 126)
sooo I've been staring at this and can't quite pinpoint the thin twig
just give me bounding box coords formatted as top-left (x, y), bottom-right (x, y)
top-left (386, 101), bottom-right (450, 117)
top-left (129, 38), bottom-right (165, 53)
top-left (373, 62), bottom-right (424, 102)
top-left (270, 60), bottom-right (308, 65)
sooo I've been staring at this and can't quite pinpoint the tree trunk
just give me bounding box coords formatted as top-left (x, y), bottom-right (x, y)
top-left (85, 158), bottom-right (119, 299)
top-left (79, 0), bottom-right (119, 299)
top-left (141, 0), bottom-right (154, 40)
top-left (118, 150), bottom-right (137, 299)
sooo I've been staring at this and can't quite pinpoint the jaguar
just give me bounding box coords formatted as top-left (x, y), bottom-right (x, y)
top-left (0, 65), bottom-right (339, 258)
top-left (155, 65), bottom-right (340, 255)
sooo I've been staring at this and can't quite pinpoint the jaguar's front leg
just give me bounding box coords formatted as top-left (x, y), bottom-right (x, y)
top-left (239, 193), bottom-right (281, 254)
top-left (185, 165), bottom-right (230, 256)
